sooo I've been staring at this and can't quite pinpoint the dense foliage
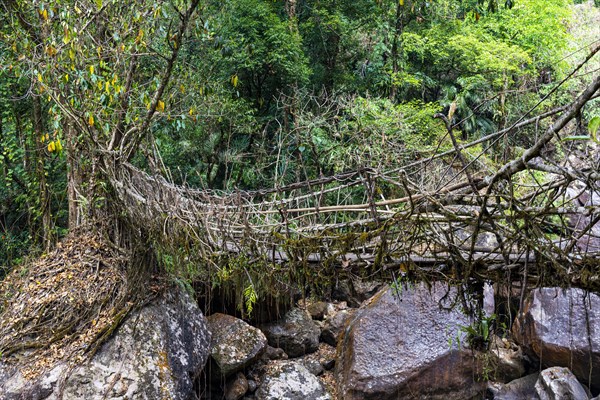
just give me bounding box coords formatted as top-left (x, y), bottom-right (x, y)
top-left (0, 0), bottom-right (597, 273)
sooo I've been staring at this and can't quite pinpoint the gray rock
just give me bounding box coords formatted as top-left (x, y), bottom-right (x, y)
top-left (0, 287), bottom-right (211, 400)
top-left (336, 282), bottom-right (486, 400)
top-left (262, 345), bottom-right (288, 360)
top-left (332, 278), bottom-right (383, 307)
top-left (208, 313), bottom-right (268, 377)
top-left (455, 229), bottom-right (499, 251)
top-left (535, 367), bottom-right (590, 400)
top-left (488, 336), bottom-right (526, 383)
top-left (261, 308), bottom-right (320, 358)
top-left (247, 379), bottom-right (258, 393)
top-left (322, 359), bottom-right (335, 371)
top-left (307, 302), bottom-right (328, 320)
top-left (484, 282), bottom-right (495, 316)
top-left (225, 372), bottom-right (249, 400)
top-left (0, 363), bottom-right (64, 400)
top-left (489, 373), bottom-right (539, 400)
top-left (513, 287), bottom-right (600, 392)
top-left (255, 361), bottom-right (330, 400)
top-left (321, 308), bottom-right (355, 346)
top-left (302, 359), bottom-right (324, 376)
top-left (565, 184), bottom-right (600, 252)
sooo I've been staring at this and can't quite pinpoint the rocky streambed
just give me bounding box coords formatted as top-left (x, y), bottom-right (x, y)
top-left (1, 279), bottom-right (600, 399)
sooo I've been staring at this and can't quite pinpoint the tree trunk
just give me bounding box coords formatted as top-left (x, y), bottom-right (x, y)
top-left (63, 122), bottom-right (83, 230)
top-left (32, 97), bottom-right (53, 250)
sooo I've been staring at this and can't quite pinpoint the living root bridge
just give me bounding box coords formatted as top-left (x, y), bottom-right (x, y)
top-left (109, 73), bottom-right (600, 290)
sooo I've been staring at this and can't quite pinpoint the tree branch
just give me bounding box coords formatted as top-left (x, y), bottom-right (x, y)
top-left (121, 0), bottom-right (200, 162)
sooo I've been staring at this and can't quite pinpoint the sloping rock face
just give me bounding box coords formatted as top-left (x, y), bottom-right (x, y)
top-left (0, 287), bottom-right (211, 400)
top-left (207, 313), bottom-right (267, 377)
top-left (255, 361), bottom-right (330, 400)
top-left (261, 308), bottom-right (320, 358)
top-left (490, 373), bottom-right (539, 400)
top-left (513, 287), bottom-right (600, 392)
top-left (336, 283), bottom-right (486, 400)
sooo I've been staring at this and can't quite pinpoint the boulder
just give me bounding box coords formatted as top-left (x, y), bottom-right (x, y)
top-left (255, 361), bottom-right (330, 400)
top-left (261, 308), bottom-right (320, 358)
top-left (332, 278), bottom-right (383, 307)
top-left (565, 183), bottom-right (600, 252)
top-left (535, 367), bottom-right (590, 400)
top-left (0, 287), bottom-right (211, 400)
top-left (225, 372), bottom-right (249, 400)
top-left (306, 301), bottom-right (328, 320)
top-left (513, 287), bottom-right (600, 391)
top-left (336, 282), bottom-right (486, 400)
top-left (488, 373), bottom-right (539, 400)
top-left (261, 345), bottom-right (288, 361)
top-left (321, 309), bottom-right (355, 346)
top-left (208, 313), bottom-right (268, 377)
top-left (488, 336), bottom-right (527, 383)
top-left (302, 359), bottom-right (324, 376)
top-left (247, 379), bottom-right (258, 393)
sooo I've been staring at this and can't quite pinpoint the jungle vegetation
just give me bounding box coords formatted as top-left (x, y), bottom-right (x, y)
top-left (1, 0), bottom-right (599, 275)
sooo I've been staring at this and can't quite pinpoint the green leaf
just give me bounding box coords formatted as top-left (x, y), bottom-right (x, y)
top-left (95, 0), bottom-right (102, 9)
top-left (481, 319), bottom-right (489, 341)
top-left (562, 135), bottom-right (592, 141)
top-left (588, 116), bottom-right (600, 142)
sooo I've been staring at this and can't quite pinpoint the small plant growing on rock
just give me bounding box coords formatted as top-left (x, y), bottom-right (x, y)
top-left (451, 313), bottom-right (507, 381)
top-left (459, 313), bottom-right (498, 352)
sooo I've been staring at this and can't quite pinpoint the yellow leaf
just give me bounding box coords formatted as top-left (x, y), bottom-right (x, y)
top-left (37, 72), bottom-right (43, 83)
top-left (89, 65), bottom-right (95, 75)
top-left (41, 9), bottom-right (48, 21)
top-left (399, 0), bottom-right (404, 5)
top-left (88, 115), bottom-right (95, 126)
top-left (157, 100), bottom-right (165, 112)
top-left (47, 142), bottom-right (55, 152)
top-left (65, 73), bottom-right (69, 82)
top-left (56, 139), bottom-right (63, 151)
top-left (231, 74), bottom-right (239, 87)
top-left (46, 133), bottom-right (50, 141)
top-left (105, 81), bottom-right (110, 93)
top-left (135, 29), bottom-right (144, 44)
top-left (45, 46), bottom-right (57, 56)
top-left (189, 107), bottom-right (194, 116)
